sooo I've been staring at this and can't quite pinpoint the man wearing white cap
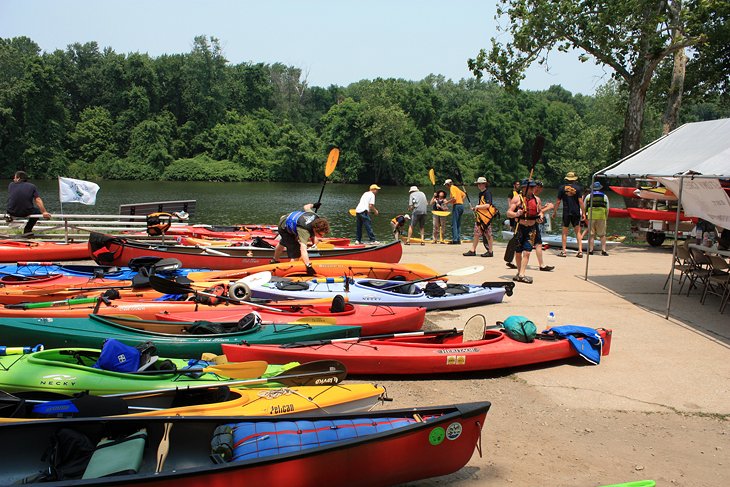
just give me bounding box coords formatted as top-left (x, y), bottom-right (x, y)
top-left (405, 186), bottom-right (428, 245)
top-left (355, 184), bottom-right (380, 244)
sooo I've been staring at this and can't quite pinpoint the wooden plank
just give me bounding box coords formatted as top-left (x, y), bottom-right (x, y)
top-left (119, 200), bottom-right (196, 217)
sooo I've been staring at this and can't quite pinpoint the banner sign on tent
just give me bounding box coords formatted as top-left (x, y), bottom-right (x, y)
top-left (58, 177), bottom-right (100, 205)
top-left (654, 177), bottom-right (730, 228)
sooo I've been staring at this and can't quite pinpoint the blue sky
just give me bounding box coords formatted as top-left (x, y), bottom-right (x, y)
top-left (1, 0), bottom-right (610, 95)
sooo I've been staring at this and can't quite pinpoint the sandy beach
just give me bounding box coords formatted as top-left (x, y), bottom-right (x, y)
top-left (375, 240), bottom-right (730, 487)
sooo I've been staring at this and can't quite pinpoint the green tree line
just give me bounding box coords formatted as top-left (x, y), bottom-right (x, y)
top-left (1, 34), bottom-right (727, 188)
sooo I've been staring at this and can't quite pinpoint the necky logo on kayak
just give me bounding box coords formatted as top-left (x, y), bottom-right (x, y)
top-left (40, 374), bottom-right (77, 387)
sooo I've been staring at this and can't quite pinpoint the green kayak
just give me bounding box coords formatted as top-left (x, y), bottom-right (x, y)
top-left (0, 314), bottom-right (361, 358)
top-left (0, 347), bottom-right (297, 397)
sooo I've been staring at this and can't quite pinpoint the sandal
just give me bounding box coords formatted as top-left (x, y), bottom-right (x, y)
top-left (505, 262), bottom-right (518, 269)
top-left (601, 250), bottom-right (609, 256)
top-left (512, 275), bottom-right (533, 284)
top-left (557, 251), bottom-right (567, 257)
top-left (539, 265), bottom-right (554, 272)
top-left (420, 242), bottom-right (426, 246)
top-left (463, 250), bottom-right (477, 256)
top-left (576, 252), bottom-right (583, 258)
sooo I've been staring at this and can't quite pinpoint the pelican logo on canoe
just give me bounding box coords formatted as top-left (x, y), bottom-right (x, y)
top-left (40, 374), bottom-right (77, 387)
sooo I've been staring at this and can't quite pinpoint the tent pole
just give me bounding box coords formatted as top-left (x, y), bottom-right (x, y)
top-left (584, 176), bottom-right (597, 281)
top-left (665, 175), bottom-right (686, 319)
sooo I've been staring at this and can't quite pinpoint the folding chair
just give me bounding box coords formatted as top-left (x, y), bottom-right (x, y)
top-left (700, 254), bottom-right (730, 311)
top-left (663, 245), bottom-right (693, 294)
top-left (686, 248), bottom-right (712, 296)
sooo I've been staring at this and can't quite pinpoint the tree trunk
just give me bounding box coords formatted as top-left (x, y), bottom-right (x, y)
top-left (620, 79), bottom-right (648, 157)
top-left (662, 46), bottom-right (687, 135)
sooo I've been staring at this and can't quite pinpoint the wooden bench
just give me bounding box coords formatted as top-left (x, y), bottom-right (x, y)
top-left (119, 200), bottom-right (196, 217)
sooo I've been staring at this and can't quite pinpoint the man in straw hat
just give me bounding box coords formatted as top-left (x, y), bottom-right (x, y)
top-left (354, 184), bottom-right (380, 244)
top-left (553, 171), bottom-right (586, 258)
top-left (405, 185), bottom-right (428, 245)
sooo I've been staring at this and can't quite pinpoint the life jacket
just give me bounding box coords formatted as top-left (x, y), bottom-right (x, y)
top-left (519, 195), bottom-right (540, 221)
top-left (284, 211), bottom-right (318, 236)
top-left (146, 212), bottom-right (173, 236)
top-left (391, 215), bottom-right (406, 226)
top-left (587, 191), bottom-right (608, 208)
top-left (475, 190), bottom-right (498, 226)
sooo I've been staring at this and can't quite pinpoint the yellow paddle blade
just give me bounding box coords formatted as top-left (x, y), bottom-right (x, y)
top-left (428, 168), bottom-right (436, 186)
top-left (432, 210), bottom-right (451, 217)
top-left (349, 208), bottom-right (357, 217)
top-left (325, 148), bottom-right (340, 177)
top-left (314, 242), bottom-right (335, 249)
top-left (202, 360), bottom-right (269, 379)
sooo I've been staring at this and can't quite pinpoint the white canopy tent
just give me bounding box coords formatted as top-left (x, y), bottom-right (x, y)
top-left (587, 118), bottom-right (730, 318)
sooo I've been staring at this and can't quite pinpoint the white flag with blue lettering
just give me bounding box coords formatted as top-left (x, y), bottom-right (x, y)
top-left (58, 177), bottom-right (100, 205)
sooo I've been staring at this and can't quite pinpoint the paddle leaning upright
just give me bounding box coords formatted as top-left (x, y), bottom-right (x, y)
top-left (504, 135), bottom-right (546, 284)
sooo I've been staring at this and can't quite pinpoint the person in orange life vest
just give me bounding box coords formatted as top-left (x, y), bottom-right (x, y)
top-left (390, 214), bottom-right (410, 240)
top-left (430, 190), bottom-right (449, 243)
top-left (444, 179), bottom-right (466, 244)
top-left (506, 180), bottom-right (543, 284)
top-left (463, 177), bottom-right (494, 257)
top-left (553, 171), bottom-right (586, 258)
top-left (533, 181), bottom-right (554, 271)
top-left (272, 203), bottom-right (330, 275)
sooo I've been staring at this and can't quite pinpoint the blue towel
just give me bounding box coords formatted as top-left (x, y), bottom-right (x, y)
top-left (544, 325), bottom-right (603, 365)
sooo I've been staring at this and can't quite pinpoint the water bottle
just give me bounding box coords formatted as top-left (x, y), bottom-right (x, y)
top-left (547, 311), bottom-right (556, 326)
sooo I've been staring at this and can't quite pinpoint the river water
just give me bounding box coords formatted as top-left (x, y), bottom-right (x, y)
top-left (19, 180), bottom-right (630, 242)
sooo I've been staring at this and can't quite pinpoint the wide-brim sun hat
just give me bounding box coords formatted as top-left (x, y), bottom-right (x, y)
top-left (369, 184), bottom-right (381, 190)
top-left (565, 172), bottom-right (578, 181)
top-left (409, 186), bottom-right (419, 193)
top-left (474, 176), bottom-right (488, 184)
top-left (593, 181), bottom-right (603, 190)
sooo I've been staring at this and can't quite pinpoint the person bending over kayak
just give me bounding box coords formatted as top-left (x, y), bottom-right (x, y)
top-left (272, 203), bottom-right (331, 275)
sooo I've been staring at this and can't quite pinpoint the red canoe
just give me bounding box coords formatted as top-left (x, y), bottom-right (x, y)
top-left (89, 232), bottom-right (402, 270)
top-left (609, 186), bottom-right (639, 198)
top-left (626, 207), bottom-right (697, 223)
top-left (0, 240), bottom-right (89, 263)
top-left (157, 302), bottom-right (427, 335)
top-left (222, 327), bottom-right (613, 375)
top-left (0, 402), bottom-right (490, 487)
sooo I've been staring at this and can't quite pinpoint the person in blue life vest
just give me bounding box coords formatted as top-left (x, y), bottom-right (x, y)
top-left (553, 171), bottom-right (586, 258)
top-left (6, 170), bottom-right (52, 235)
top-left (506, 180), bottom-right (543, 284)
top-left (355, 184), bottom-right (380, 244)
top-left (584, 181), bottom-right (611, 256)
top-left (272, 203), bottom-right (330, 275)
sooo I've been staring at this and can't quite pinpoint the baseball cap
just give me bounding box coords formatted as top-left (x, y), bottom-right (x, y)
top-left (444, 179), bottom-right (453, 185)
top-left (565, 172), bottom-right (578, 181)
top-left (474, 176), bottom-right (488, 184)
top-left (369, 184), bottom-right (381, 190)
top-left (409, 186), bottom-right (419, 193)
top-left (404, 214), bottom-right (411, 219)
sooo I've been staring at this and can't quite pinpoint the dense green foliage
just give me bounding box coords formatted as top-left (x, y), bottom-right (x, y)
top-left (1, 34), bottom-right (727, 187)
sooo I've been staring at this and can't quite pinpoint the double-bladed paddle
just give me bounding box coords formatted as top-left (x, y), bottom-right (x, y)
top-left (129, 360), bottom-right (269, 378)
top-left (283, 328), bottom-right (462, 348)
top-left (314, 148), bottom-right (340, 213)
top-left (379, 265), bottom-right (484, 291)
top-left (504, 134), bottom-right (545, 263)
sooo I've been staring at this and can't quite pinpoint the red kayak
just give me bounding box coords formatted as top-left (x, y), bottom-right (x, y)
top-left (608, 208), bottom-right (630, 218)
top-left (89, 232), bottom-right (402, 270)
top-left (222, 327), bottom-right (613, 375)
top-left (0, 402), bottom-right (489, 487)
top-left (609, 186), bottom-right (639, 198)
top-left (0, 240), bottom-right (89, 262)
top-left (626, 207), bottom-right (697, 223)
top-left (157, 302), bottom-right (427, 335)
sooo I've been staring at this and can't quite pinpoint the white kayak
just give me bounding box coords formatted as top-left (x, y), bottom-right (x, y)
top-left (245, 277), bottom-right (513, 310)
top-left (501, 231), bottom-right (622, 252)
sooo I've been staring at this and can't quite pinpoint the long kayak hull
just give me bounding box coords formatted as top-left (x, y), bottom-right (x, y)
top-left (0, 315), bottom-right (361, 358)
top-left (501, 231), bottom-right (622, 251)
top-left (626, 207), bottom-right (697, 223)
top-left (223, 328), bottom-right (612, 375)
top-left (248, 278), bottom-right (508, 310)
top-left (0, 348), bottom-right (296, 397)
top-left (89, 232), bottom-right (403, 269)
top-left (0, 240), bottom-right (89, 263)
top-left (0, 402), bottom-right (490, 487)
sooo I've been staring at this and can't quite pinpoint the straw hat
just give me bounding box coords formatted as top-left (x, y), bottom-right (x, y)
top-left (409, 186), bottom-right (419, 193)
top-left (474, 176), bottom-right (488, 184)
top-left (565, 172), bottom-right (578, 181)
